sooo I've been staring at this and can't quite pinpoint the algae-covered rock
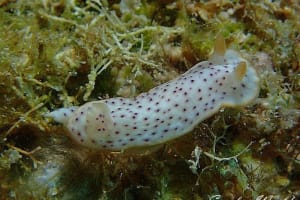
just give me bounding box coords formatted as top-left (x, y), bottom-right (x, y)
top-left (0, 0), bottom-right (299, 199)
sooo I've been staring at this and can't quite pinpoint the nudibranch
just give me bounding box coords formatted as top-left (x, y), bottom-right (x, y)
top-left (47, 36), bottom-right (259, 151)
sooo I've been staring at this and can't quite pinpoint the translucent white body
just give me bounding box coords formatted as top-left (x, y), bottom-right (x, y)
top-left (48, 38), bottom-right (259, 151)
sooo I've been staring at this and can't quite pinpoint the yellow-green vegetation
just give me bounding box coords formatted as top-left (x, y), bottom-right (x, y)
top-left (0, 0), bottom-right (299, 199)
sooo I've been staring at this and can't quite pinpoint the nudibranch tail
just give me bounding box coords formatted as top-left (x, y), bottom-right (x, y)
top-left (46, 107), bottom-right (77, 126)
top-left (47, 35), bottom-right (259, 152)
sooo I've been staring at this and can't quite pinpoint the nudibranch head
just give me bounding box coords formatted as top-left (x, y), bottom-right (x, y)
top-left (47, 35), bottom-right (259, 151)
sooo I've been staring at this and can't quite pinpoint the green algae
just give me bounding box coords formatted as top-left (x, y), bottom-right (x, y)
top-left (0, 0), bottom-right (299, 199)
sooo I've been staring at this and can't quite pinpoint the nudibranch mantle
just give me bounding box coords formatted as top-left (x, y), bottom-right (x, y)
top-left (48, 36), bottom-right (259, 151)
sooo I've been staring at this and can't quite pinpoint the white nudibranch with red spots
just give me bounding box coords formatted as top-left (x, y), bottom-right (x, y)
top-left (47, 36), bottom-right (259, 151)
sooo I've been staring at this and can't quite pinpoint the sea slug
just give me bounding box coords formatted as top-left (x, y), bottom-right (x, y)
top-left (47, 35), bottom-right (259, 151)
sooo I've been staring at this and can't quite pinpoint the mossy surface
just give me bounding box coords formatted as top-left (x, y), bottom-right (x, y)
top-left (0, 1), bottom-right (299, 199)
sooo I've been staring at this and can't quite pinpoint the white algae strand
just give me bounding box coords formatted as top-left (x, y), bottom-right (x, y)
top-left (47, 36), bottom-right (259, 151)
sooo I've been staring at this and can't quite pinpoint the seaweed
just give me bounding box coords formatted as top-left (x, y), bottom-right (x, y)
top-left (0, 0), bottom-right (299, 199)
